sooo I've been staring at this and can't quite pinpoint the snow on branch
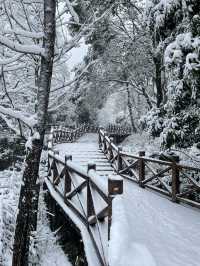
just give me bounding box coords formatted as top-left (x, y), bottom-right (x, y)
top-left (0, 113), bottom-right (20, 136)
top-left (65, 0), bottom-right (80, 24)
top-left (51, 59), bottom-right (97, 93)
top-left (3, 29), bottom-right (44, 39)
top-left (0, 54), bottom-right (23, 65)
top-left (19, 0), bottom-right (43, 3)
top-left (0, 35), bottom-right (45, 56)
top-left (0, 106), bottom-right (37, 128)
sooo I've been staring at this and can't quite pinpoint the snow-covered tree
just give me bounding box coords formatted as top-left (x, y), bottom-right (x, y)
top-left (145, 0), bottom-right (200, 148)
top-left (0, 1), bottom-right (121, 263)
top-left (72, 0), bottom-right (155, 132)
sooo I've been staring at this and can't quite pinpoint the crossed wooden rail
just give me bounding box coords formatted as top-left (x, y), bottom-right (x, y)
top-left (46, 125), bottom-right (123, 266)
top-left (47, 123), bottom-right (132, 149)
top-left (106, 123), bottom-right (132, 135)
top-left (99, 128), bottom-right (200, 209)
top-left (47, 124), bottom-right (98, 148)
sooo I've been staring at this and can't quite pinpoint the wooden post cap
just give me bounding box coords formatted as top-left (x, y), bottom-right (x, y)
top-left (118, 146), bottom-right (122, 152)
top-left (108, 175), bottom-right (123, 195)
top-left (87, 163), bottom-right (96, 172)
top-left (65, 155), bottom-right (72, 162)
top-left (110, 137), bottom-right (114, 143)
top-left (139, 151), bottom-right (145, 157)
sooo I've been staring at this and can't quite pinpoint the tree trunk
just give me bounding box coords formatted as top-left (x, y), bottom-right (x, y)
top-left (126, 84), bottom-right (137, 133)
top-left (153, 54), bottom-right (163, 108)
top-left (12, 1), bottom-right (56, 265)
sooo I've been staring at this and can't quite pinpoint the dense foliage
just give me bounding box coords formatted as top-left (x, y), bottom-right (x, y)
top-left (144, 0), bottom-right (200, 148)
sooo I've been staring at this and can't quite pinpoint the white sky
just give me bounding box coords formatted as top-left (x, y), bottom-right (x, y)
top-left (67, 40), bottom-right (88, 76)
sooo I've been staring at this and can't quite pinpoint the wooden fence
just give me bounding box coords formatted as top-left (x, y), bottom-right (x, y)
top-left (106, 123), bottom-right (132, 136)
top-left (46, 150), bottom-right (123, 266)
top-left (99, 128), bottom-right (200, 209)
top-left (48, 124), bottom-right (88, 149)
top-left (47, 124), bottom-right (132, 149)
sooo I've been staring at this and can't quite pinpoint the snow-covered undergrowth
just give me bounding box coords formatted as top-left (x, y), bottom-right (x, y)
top-left (122, 131), bottom-right (200, 168)
top-left (30, 189), bottom-right (71, 266)
top-left (29, 154), bottom-right (72, 266)
top-left (0, 153), bottom-right (71, 266)
top-left (121, 131), bottom-right (161, 156)
top-left (0, 168), bottom-right (22, 266)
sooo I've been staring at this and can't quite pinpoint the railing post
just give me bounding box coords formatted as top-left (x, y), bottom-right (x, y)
top-left (47, 153), bottom-right (51, 177)
top-left (108, 137), bottom-right (114, 161)
top-left (138, 151), bottom-right (145, 187)
top-left (48, 134), bottom-right (53, 151)
top-left (117, 146), bottom-right (122, 173)
top-left (172, 162), bottom-right (180, 202)
top-left (52, 150), bottom-right (59, 185)
top-left (103, 132), bottom-right (107, 152)
top-left (64, 155), bottom-right (72, 200)
top-left (98, 127), bottom-right (104, 148)
top-left (87, 164), bottom-right (96, 227)
top-left (108, 175), bottom-right (123, 240)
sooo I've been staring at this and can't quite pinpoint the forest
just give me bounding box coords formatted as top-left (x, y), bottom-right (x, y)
top-left (0, 0), bottom-right (200, 266)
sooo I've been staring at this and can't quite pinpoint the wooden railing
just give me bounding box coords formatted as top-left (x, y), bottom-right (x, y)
top-left (46, 150), bottom-right (123, 266)
top-left (47, 124), bottom-right (101, 149)
top-left (106, 123), bottom-right (132, 135)
top-left (99, 128), bottom-right (200, 209)
top-left (47, 124), bottom-right (132, 149)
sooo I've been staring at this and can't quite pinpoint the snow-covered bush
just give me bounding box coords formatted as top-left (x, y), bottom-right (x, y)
top-left (140, 107), bottom-right (164, 137)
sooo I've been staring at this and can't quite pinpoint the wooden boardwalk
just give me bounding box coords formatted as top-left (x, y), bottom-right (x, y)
top-left (46, 129), bottom-right (124, 266)
top-left (45, 125), bottom-right (200, 266)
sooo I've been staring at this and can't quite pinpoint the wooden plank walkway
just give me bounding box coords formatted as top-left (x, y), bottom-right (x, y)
top-left (48, 133), bottom-right (118, 266)
top-left (47, 129), bottom-right (200, 266)
top-left (55, 133), bottom-right (114, 177)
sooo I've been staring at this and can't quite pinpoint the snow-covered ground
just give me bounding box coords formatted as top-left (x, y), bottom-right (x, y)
top-left (32, 155), bottom-right (72, 266)
top-left (0, 157), bottom-right (73, 266)
top-left (0, 168), bottom-right (22, 266)
top-left (121, 131), bottom-right (161, 155)
top-left (32, 171), bottom-right (72, 266)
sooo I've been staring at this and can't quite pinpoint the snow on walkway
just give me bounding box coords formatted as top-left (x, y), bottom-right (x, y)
top-left (55, 133), bottom-right (200, 266)
top-left (56, 133), bottom-right (114, 175)
top-left (110, 179), bottom-right (200, 266)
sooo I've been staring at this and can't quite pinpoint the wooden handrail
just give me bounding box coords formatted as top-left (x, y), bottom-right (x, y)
top-left (48, 124), bottom-right (132, 149)
top-left (99, 128), bottom-right (200, 209)
top-left (47, 149), bottom-right (123, 266)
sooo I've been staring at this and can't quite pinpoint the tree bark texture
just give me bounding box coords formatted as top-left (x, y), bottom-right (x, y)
top-left (12, 1), bottom-right (56, 265)
top-left (126, 84), bottom-right (137, 133)
top-left (153, 54), bottom-right (163, 108)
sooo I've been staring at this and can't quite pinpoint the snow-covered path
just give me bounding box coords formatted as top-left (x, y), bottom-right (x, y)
top-left (55, 133), bottom-right (200, 266)
top-left (110, 179), bottom-right (200, 266)
top-left (56, 133), bottom-right (114, 175)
